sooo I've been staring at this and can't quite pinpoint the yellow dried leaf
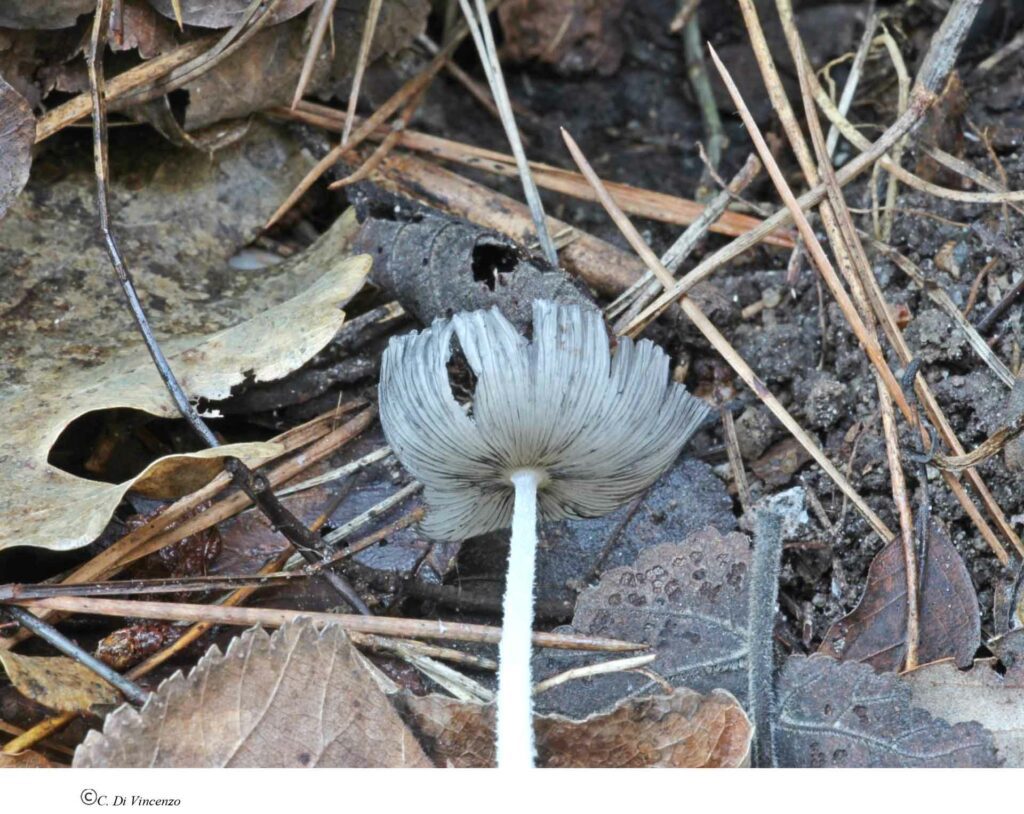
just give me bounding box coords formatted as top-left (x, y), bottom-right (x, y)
top-left (0, 651), bottom-right (121, 713)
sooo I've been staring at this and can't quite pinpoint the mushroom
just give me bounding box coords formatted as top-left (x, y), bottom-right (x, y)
top-left (379, 300), bottom-right (709, 767)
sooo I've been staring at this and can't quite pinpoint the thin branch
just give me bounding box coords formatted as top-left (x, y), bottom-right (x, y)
top-left (457, 0), bottom-right (558, 265)
top-left (341, 0), bottom-right (383, 146)
top-left (291, 0), bottom-right (338, 109)
top-left (561, 128), bottom-right (893, 543)
top-left (11, 597), bottom-right (646, 653)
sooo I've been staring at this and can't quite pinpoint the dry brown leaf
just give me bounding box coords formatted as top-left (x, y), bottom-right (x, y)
top-left (905, 658), bottom-right (1024, 767)
top-left (398, 687), bottom-right (752, 768)
top-left (0, 651), bottom-right (121, 713)
top-left (73, 619), bottom-right (431, 767)
top-left (0, 73), bottom-right (34, 218)
top-left (819, 519), bottom-right (980, 672)
top-left (0, 252), bottom-right (370, 554)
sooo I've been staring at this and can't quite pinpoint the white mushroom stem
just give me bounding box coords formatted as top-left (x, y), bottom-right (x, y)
top-left (496, 468), bottom-right (542, 768)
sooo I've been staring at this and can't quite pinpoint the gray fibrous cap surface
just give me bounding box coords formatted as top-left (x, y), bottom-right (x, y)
top-left (379, 300), bottom-right (710, 541)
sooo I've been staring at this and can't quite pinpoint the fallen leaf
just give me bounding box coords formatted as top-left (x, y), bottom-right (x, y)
top-left (73, 619), bottom-right (432, 767)
top-left (398, 687), bottom-right (752, 768)
top-left (147, 0), bottom-right (317, 28)
top-left (0, 73), bottom-right (34, 218)
top-left (819, 519), bottom-right (980, 672)
top-left (0, 122), bottom-right (318, 389)
top-left (538, 688), bottom-right (751, 768)
top-left (181, 17), bottom-right (326, 131)
top-left (0, 249), bottom-right (370, 554)
top-left (775, 654), bottom-right (998, 767)
top-left (533, 527), bottom-right (752, 719)
top-left (535, 457), bottom-right (737, 609)
top-left (110, 1), bottom-right (179, 59)
top-left (905, 658), bottom-right (1024, 767)
top-left (0, 750), bottom-right (57, 768)
top-left (498, 0), bottom-right (627, 76)
top-left (0, 1), bottom-right (96, 29)
top-left (0, 651), bottom-right (121, 713)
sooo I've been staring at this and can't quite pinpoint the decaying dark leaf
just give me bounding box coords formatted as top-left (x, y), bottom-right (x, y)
top-left (0, 652), bottom-right (121, 713)
top-left (819, 519), bottom-right (980, 672)
top-left (349, 195), bottom-right (593, 329)
top-left (775, 654), bottom-right (999, 768)
top-left (148, 0), bottom-right (317, 28)
top-left (534, 527), bottom-right (751, 719)
top-left (905, 658), bottom-right (1024, 768)
top-left (498, 0), bottom-right (627, 76)
top-left (0, 74), bottom-right (34, 218)
top-left (397, 686), bottom-right (752, 768)
top-left (534, 457), bottom-right (736, 609)
top-left (0, 1), bottom-right (95, 30)
top-left (73, 619), bottom-right (432, 767)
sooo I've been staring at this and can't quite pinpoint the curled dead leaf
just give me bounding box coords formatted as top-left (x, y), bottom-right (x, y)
top-left (0, 651), bottom-right (121, 713)
top-left (0, 252), bottom-right (370, 554)
top-left (397, 687), bottom-right (751, 768)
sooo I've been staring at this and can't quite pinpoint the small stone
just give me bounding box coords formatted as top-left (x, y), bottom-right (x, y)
top-left (734, 405), bottom-right (777, 461)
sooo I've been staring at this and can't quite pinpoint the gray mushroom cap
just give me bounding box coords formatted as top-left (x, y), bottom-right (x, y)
top-left (379, 300), bottom-right (709, 541)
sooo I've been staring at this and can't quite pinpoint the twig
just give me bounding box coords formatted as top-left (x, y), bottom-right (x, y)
top-left (456, 0), bottom-right (558, 265)
top-left (622, 0), bottom-right (988, 338)
top-left (976, 275), bottom-right (1024, 335)
top-left (1, 606), bottom-right (148, 706)
top-left (11, 597), bottom-right (645, 652)
top-left (275, 104), bottom-right (788, 244)
top-left (669, 0), bottom-right (701, 33)
top-left (277, 446), bottom-right (392, 497)
top-left (721, 407), bottom-right (752, 515)
top-left (0, 407), bottom-right (377, 648)
top-left (824, 5), bottom-right (877, 156)
top-left (608, 153), bottom-right (764, 332)
top-left (683, 14), bottom-right (726, 195)
top-left (263, 1), bottom-right (499, 229)
top-left (747, 511), bottom-right (783, 768)
top-left (313, 506), bottom-right (426, 567)
top-left (223, 458), bottom-right (370, 614)
top-left (561, 128), bottom-right (893, 543)
top-left (341, 0), bottom-right (383, 146)
top-left (0, 573), bottom-right (305, 602)
top-left (532, 654), bottom-right (657, 695)
top-left (291, 0), bottom-right (338, 109)
top-left (87, 0), bottom-right (218, 449)
top-left (707, 39), bottom-right (912, 420)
